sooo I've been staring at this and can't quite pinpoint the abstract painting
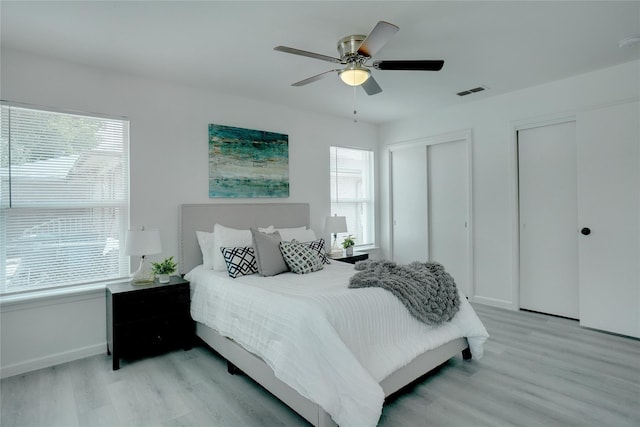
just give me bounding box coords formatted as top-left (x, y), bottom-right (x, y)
top-left (208, 124), bottom-right (289, 198)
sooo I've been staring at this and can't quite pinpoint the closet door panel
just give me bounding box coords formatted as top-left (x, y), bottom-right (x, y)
top-left (390, 146), bottom-right (428, 263)
top-left (518, 121), bottom-right (579, 319)
top-left (577, 101), bottom-right (639, 338)
top-left (428, 139), bottom-right (470, 296)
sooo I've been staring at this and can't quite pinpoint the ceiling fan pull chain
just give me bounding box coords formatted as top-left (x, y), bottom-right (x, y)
top-left (353, 85), bottom-right (358, 123)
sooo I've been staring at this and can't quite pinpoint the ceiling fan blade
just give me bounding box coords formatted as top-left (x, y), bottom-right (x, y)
top-left (361, 76), bottom-right (382, 96)
top-left (274, 46), bottom-right (342, 63)
top-left (373, 60), bottom-right (444, 71)
top-left (357, 21), bottom-right (399, 57)
top-left (291, 69), bottom-right (340, 86)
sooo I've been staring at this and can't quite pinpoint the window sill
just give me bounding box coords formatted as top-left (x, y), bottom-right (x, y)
top-left (0, 279), bottom-right (126, 312)
top-left (354, 245), bottom-right (379, 253)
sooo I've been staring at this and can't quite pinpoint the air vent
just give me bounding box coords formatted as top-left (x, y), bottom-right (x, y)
top-left (456, 86), bottom-right (487, 97)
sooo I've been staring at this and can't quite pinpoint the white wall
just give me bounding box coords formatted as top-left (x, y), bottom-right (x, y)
top-left (379, 60), bottom-right (639, 309)
top-left (0, 48), bottom-right (379, 378)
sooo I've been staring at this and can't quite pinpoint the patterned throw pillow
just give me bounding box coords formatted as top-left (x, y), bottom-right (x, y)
top-left (279, 241), bottom-right (324, 274)
top-left (220, 246), bottom-right (258, 278)
top-left (306, 238), bottom-right (331, 265)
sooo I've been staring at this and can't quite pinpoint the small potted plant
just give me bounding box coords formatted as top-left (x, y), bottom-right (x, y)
top-left (342, 235), bottom-right (356, 256)
top-left (151, 256), bottom-right (177, 283)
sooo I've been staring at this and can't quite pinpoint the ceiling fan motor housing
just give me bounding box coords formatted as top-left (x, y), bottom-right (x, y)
top-left (338, 35), bottom-right (367, 60)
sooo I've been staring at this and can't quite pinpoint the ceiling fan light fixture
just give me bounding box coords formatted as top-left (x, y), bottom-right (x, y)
top-left (339, 65), bottom-right (370, 86)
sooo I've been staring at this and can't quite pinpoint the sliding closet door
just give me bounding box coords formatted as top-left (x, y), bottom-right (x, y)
top-left (518, 121), bottom-right (579, 319)
top-left (390, 131), bottom-right (473, 296)
top-left (428, 139), bottom-right (470, 296)
top-left (390, 145), bottom-right (428, 263)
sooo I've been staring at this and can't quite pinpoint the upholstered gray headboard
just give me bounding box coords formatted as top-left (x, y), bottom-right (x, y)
top-left (179, 203), bottom-right (310, 275)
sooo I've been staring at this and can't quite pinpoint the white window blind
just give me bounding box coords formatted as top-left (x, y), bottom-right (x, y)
top-left (0, 103), bottom-right (130, 295)
top-left (330, 146), bottom-right (375, 247)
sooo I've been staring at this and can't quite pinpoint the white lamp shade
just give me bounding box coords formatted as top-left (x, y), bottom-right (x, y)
top-left (325, 215), bottom-right (348, 234)
top-left (124, 228), bottom-right (162, 256)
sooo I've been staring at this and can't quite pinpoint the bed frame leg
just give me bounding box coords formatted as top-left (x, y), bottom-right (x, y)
top-left (227, 361), bottom-right (242, 375)
top-left (462, 348), bottom-right (472, 360)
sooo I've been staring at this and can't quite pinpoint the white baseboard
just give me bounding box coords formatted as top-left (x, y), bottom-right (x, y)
top-left (0, 342), bottom-right (105, 379)
top-left (471, 295), bottom-right (516, 310)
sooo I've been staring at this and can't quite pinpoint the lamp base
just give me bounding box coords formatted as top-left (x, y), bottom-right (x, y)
top-left (131, 256), bottom-right (154, 284)
top-left (131, 274), bottom-right (154, 284)
top-left (329, 249), bottom-right (343, 258)
top-left (329, 235), bottom-right (343, 257)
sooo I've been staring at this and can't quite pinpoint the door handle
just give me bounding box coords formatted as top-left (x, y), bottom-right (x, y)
top-left (581, 227), bottom-right (591, 236)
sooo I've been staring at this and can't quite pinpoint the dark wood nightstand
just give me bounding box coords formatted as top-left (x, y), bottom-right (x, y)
top-left (106, 276), bottom-right (194, 370)
top-left (331, 252), bottom-right (369, 264)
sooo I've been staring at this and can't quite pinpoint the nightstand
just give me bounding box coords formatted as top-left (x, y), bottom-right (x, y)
top-left (331, 251), bottom-right (369, 264)
top-left (106, 276), bottom-right (194, 370)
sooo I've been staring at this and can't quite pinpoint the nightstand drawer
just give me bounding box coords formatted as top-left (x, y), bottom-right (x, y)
top-left (116, 315), bottom-right (193, 356)
top-left (114, 285), bottom-right (189, 324)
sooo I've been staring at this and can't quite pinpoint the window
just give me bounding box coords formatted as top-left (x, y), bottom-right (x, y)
top-left (330, 146), bottom-right (375, 247)
top-left (1, 103), bottom-right (130, 295)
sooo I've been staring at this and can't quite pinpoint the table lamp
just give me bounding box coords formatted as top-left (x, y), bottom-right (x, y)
top-left (325, 214), bottom-right (347, 257)
top-left (124, 226), bottom-right (162, 283)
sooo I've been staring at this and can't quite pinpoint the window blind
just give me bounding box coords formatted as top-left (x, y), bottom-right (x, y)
top-left (0, 103), bottom-right (130, 295)
top-left (330, 146), bottom-right (375, 247)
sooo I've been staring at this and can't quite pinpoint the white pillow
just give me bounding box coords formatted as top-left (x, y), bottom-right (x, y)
top-left (196, 231), bottom-right (215, 269)
top-left (213, 224), bottom-right (252, 271)
top-left (277, 227), bottom-right (316, 242)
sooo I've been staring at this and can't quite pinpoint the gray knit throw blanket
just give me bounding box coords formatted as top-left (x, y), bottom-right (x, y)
top-left (349, 260), bottom-right (460, 326)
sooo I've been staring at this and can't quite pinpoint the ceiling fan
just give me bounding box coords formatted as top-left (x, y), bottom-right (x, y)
top-left (274, 21), bottom-right (444, 95)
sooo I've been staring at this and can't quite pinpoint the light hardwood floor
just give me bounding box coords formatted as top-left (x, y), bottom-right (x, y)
top-left (2, 304), bottom-right (639, 426)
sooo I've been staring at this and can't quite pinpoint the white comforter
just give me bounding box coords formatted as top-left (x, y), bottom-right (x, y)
top-left (187, 261), bottom-right (488, 427)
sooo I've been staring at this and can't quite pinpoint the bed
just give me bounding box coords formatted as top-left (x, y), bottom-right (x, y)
top-left (179, 203), bottom-right (488, 427)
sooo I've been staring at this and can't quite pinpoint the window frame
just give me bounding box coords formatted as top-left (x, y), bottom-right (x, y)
top-left (1, 101), bottom-right (130, 296)
top-left (329, 145), bottom-right (375, 249)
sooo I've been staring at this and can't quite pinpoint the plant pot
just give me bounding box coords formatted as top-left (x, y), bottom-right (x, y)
top-left (157, 274), bottom-right (171, 284)
top-left (345, 246), bottom-right (353, 256)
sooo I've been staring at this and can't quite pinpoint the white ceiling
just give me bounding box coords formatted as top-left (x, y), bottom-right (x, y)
top-left (1, 1), bottom-right (639, 123)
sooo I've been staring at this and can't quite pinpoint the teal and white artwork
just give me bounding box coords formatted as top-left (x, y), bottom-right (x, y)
top-left (208, 124), bottom-right (289, 198)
